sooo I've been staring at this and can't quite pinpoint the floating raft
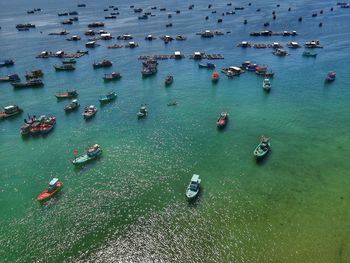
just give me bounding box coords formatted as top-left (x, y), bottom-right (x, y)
top-left (36, 51), bottom-right (85, 59)
top-left (250, 30), bottom-right (297, 36)
top-left (189, 53), bottom-right (224, 59)
top-left (237, 42), bottom-right (284, 48)
top-left (138, 53), bottom-right (223, 60)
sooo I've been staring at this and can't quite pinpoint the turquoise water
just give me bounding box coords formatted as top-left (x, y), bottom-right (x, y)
top-left (1, 0), bottom-right (350, 262)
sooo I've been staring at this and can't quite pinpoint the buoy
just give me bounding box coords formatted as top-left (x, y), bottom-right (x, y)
top-left (288, 7), bottom-right (291, 11)
top-left (205, 16), bottom-right (209, 20)
top-left (298, 17), bottom-right (302, 22)
top-left (319, 22), bottom-right (323, 27)
top-left (273, 15), bottom-right (276, 20)
top-left (244, 19), bottom-right (247, 24)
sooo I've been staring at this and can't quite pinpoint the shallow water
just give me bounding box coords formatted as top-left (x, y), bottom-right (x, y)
top-left (0, 0), bottom-right (350, 262)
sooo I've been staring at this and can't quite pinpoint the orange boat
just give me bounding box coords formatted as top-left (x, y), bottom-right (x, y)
top-left (37, 178), bottom-right (63, 202)
top-left (211, 70), bottom-right (220, 83)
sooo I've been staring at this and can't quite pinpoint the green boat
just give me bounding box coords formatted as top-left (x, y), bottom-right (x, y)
top-left (72, 144), bottom-right (102, 165)
top-left (99, 91), bottom-right (117, 103)
top-left (302, 51), bottom-right (317, 57)
top-left (253, 135), bottom-right (270, 158)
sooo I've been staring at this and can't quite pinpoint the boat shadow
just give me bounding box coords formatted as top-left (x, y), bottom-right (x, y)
top-left (73, 157), bottom-right (102, 173)
top-left (255, 150), bottom-right (271, 166)
top-left (187, 188), bottom-right (203, 208)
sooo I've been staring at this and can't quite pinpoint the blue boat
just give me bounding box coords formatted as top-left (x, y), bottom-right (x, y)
top-left (198, 62), bottom-right (215, 69)
top-left (99, 92), bottom-right (117, 103)
top-left (0, 60), bottom-right (14, 67)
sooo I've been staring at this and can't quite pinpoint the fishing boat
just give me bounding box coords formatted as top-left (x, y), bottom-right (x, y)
top-left (198, 62), bottom-right (215, 69)
top-left (272, 49), bottom-right (288, 56)
top-left (255, 66), bottom-right (274, 78)
top-left (0, 105), bottom-right (23, 119)
top-left (11, 79), bottom-right (44, 88)
top-left (72, 144), bottom-right (102, 165)
top-left (186, 174), bottom-right (201, 199)
top-left (64, 99), bottom-right (80, 112)
top-left (93, 60), bottom-right (112, 68)
top-left (302, 51), bottom-right (317, 57)
top-left (164, 75), bottom-right (173, 85)
top-left (167, 101), bottom-right (177, 106)
top-left (54, 64), bottom-right (75, 71)
top-left (99, 91), bottom-right (117, 103)
top-left (37, 178), bottom-right (64, 202)
top-left (216, 112), bottom-right (228, 128)
top-left (325, 71), bottom-right (336, 82)
top-left (137, 104), bottom-right (148, 118)
top-left (25, 69), bottom-right (43, 80)
top-left (83, 105), bottom-right (97, 119)
top-left (253, 135), bottom-right (271, 158)
top-left (0, 59), bottom-right (14, 67)
top-left (103, 72), bottom-right (121, 81)
top-left (0, 74), bottom-right (20, 82)
top-left (211, 70), bottom-right (220, 83)
top-left (62, 59), bottom-right (76, 64)
top-left (262, 78), bottom-right (271, 92)
top-left (55, 90), bottom-right (78, 99)
top-left (29, 116), bottom-right (56, 135)
top-left (141, 67), bottom-right (157, 77)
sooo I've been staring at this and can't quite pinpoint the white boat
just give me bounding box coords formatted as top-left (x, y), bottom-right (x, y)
top-left (186, 174), bottom-right (201, 199)
top-left (72, 144), bottom-right (102, 165)
top-left (262, 78), bottom-right (271, 91)
top-left (137, 104), bottom-right (148, 118)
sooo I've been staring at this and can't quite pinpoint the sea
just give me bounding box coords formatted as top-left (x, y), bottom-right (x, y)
top-left (0, 0), bottom-right (349, 262)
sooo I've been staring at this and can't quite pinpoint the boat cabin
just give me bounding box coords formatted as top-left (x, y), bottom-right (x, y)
top-left (189, 174), bottom-right (200, 191)
top-left (55, 50), bottom-right (64, 57)
top-left (48, 178), bottom-right (59, 192)
top-left (229, 66), bottom-right (242, 73)
top-left (202, 30), bottom-right (214, 37)
top-left (100, 33), bottom-right (112, 40)
top-left (193, 52), bottom-right (202, 60)
top-left (4, 105), bottom-right (19, 114)
top-left (174, 51), bottom-right (182, 59)
top-left (272, 42), bottom-right (281, 48)
top-left (240, 41), bottom-right (249, 47)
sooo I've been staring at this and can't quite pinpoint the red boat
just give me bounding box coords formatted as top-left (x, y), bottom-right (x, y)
top-left (37, 178), bottom-right (63, 202)
top-left (211, 70), bottom-right (220, 83)
top-left (216, 112), bottom-right (228, 128)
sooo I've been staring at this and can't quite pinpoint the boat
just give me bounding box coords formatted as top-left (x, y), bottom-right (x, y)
top-left (164, 75), bottom-right (173, 85)
top-left (64, 99), bottom-right (80, 112)
top-left (216, 112), bottom-right (228, 128)
top-left (211, 70), bottom-right (220, 83)
top-left (55, 90), bottom-right (78, 99)
top-left (103, 72), bottom-right (121, 81)
top-left (141, 67), bottom-right (157, 77)
top-left (25, 69), bottom-right (43, 80)
top-left (11, 79), bottom-right (44, 88)
top-left (325, 71), bottom-right (336, 82)
top-left (253, 135), bottom-right (271, 158)
top-left (83, 105), bottom-right (97, 119)
top-left (0, 59), bottom-right (14, 67)
top-left (0, 74), bottom-right (20, 82)
top-left (29, 116), bottom-right (56, 135)
top-left (54, 64), bottom-right (75, 71)
top-left (302, 51), bottom-right (317, 57)
top-left (77, 50), bottom-right (89, 54)
top-left (255, 66), bottom-right (274, 78)
top-left (62, 59), bottom-right (76, 64)
top-left (273, 49), bottom-right (288, 56)
top-left (93, 60), bottom-right (112, 68)
top-left (0, 105), bottom-right (23, 119)
top-left (72, 144), bottom-right (102, 165)
top-left (186, 174), bottom-right (201, 199)
top-left (99, 91), bottom-right (117, 103)
top-left (37, 178), bottom-right (64, 202)
top-left (167, 101), bottom-right (177, 106)
top-left (137, 104), bottom-right (148, 118)
top-left (198, 62), bottom-right (215, 69)
top-left (262, 78), bottom-right (271, 92)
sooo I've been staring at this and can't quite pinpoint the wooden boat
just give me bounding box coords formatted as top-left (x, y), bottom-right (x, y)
top-left (83, 105), bottom-right (97, 119)
top-left (93, 60), bottom-right (112, 68)
top-left (72, 144), bottom-right (102, 165)
top-left (137, 104), bottom-right (148, 118)
top-left (186, 174), bottom-right (201, 199)
top-left (103, 72), bottom-right (121, 81)
top-left (167, 101), bottom-right (177, 106)
top-left (255, 66), bottom-right (274, 78)
top-left (254, 135), bottom-right (270, 158)
top-left (216, 112), bottom-right (228, 128)
top-left (164, 75), bottom-right (173, 85)
top-left (55, 90), bottom-right (78, 99)
top-left (54, 64), bottom-right (75, 71)
top-left (0, 59), bottom-right (14, 67)
top-left (142, 60), bottom-right (158, 67)
top-left (11, 79), bottom-right (43, 88)
top-left (262, 78), bottom-right (271, 92)
top-left (199, 62), bottom-right (215, 69)
top-left (141, 67), bottom-right (157, 77)
top-left (325, 71), bottom-right (336, 82)
top-left (25, 69), bottom-right (43, 80)
top-left (99, 91), bottom-right (117, 103)
top-left (62, 59), bottom-right (76, 64)
top-left (302, 51), bottom-right (317, 57)
top-left (29, 116), bottom-right (56, 135)
top-left (273, 49), bottom-right (288, 56)
top-left (0, 105), bottom-right (23, 119)
top-left (37, 178), bottom-right (64, 202)
top-left (211, 70), bottom-right (220, 83)
top-left (0, 74), bottom-right (20, 82)
top-left (64, 99), bottom-right (80, 112)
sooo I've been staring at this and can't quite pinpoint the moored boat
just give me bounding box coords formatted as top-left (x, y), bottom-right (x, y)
top-left (72, 144), bottom-right (102, 165)
top-left (254, 135), bottom-right (270, 158)
top-left (93, 60), bottom-right (112, 68)
top-left (54, 64), bottom-right (75, 71)
top-left (103, 72), bottom-right (121, 81)
top-left (29, 116), bottom-right (56, 135)
top-left (25, 69), bottom-right (44, 80)
top-left (211, 70), bottom-right (220, 82)
top-left (64, 99), bottom-right (80, 112)
top-left (164, 75), bottom-right (173, 85)
top-left (99, 91), bottom-right (117, 103)
top-left (37, 178), bottom-right (64, 202)
top-left (62, 59), bottom-right (76, 64)
top-left (262, 78), bottom-right (271, 92)
top-left (198, 62), bottom-right (215, 69)
top-left (325, 71), bottom-right (336, 82)
top-left (11, 79), bottom-right (44, 88)
top-left (0, 105), bottom-right (23, 119)
top-left (216, 112), bottom-right (228, 128)
top-left (137, 104), bottom-right (148, 118)
top-left (83, 105), bottom-right (97, 119)
top-left (186, 174), bottom-right (201, 199)
top-left (0, 59), bottom-right (14, 67)
top-left (0, 74), bottom-right (20, 82)
top-left (167, 101), bottom-right (177, 106)
top-left (55, 90), bottom-right (78, 99)
top-left (302, 51), bottom-right (317, 57)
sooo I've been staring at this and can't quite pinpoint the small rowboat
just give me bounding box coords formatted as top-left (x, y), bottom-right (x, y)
top-left (99, 91), bottom-right (117, 103)
top-left (37, 178), bottom-right (63, 202)
top-left (216, 112), bottom-right (228, 128)
top-left (254, 135), bottom-right (270, 158)
top-left (211, 70), bottom-right (220, 83)
top-left (164, 75), bottom-right (173, 85)
top-left (83, 105), bottom-right (97, 119)
top-left (302, 51), bottom-right (317, 57)
top-left (325, 71), bottom-right (336, 82)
